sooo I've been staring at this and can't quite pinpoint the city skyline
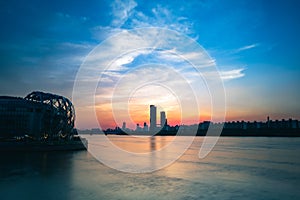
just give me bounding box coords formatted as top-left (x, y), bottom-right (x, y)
top-left (0, 1), bottom-right (299, 129)
top-left (1, 1), bottom-right (300, 199)
top-left (92, 103), bottom-right (300, 132)
top-left (119, 105), bottom-right (168, 131)
top-left (86, 115), bottom-right (300, 136)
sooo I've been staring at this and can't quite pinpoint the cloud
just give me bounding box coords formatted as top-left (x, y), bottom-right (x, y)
top-left (236, 43), bottom-right (260, 53)
top-left (147, 5), bottom-right (194, 35)
top-left (219, 68), bottom-right (245, 80)
top-left (74, 27), bottom-right (220, 128)
top-left (60, 42), bottom-right (94, 50)
top-left (93, 0), bottom-right (195, 41)
top-left (111, 0), bottom-right (137, 27)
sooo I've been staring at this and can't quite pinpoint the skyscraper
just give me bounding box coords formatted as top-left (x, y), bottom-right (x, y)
top-left (160, 111), bottom-right (166, 127)
top-left (143, 122), bottom-right (148, 132)
top-left (150, 105), bottom-right (157, 131)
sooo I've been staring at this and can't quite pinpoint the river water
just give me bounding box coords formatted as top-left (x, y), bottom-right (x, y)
top-left (0, 136), bottom-right (299, 200)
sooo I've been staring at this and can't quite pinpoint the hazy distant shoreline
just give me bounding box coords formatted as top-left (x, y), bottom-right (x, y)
top-left (79, 128), bottom-right (300, 137)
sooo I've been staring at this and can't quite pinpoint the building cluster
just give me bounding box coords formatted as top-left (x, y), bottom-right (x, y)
top-left (119, 105), bottom-right (168, 133)
top-left (103, 106), bottom-right (300, 135)
top-left (197, 116), bottom-right (300, 130)
top-left (149, 105), bottom-right (167, 131)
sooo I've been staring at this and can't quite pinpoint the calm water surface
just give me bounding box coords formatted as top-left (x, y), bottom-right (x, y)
top-left (0, 136), bottom-right (300, 200)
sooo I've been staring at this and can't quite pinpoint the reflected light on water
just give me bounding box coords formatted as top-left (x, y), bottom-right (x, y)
top-left (1, 137), bottom-right (300, 199)
top-left (106, 135), bottom-right (171, 153)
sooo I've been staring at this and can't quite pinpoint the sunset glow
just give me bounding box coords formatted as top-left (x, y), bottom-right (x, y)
top-left (0, 0), bottom-right (299, 130)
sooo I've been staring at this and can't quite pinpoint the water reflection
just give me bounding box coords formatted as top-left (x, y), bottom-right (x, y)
top-left (150, 136), bottom-right (156, 151)
top-left (1, 137), bottom-right (299, 199)
top-left (105, 135), bottom-right (171, 153)
top-left (0, 151), bottom-right (81, 200)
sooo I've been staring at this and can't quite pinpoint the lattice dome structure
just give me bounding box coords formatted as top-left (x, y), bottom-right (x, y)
top-left (25, 91), bottom-right (75, 139)
top-left (0, 91), bottom-right (76, 141)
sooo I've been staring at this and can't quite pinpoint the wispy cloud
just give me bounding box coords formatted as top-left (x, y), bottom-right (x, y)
top-left (236, 43), bottom-right (260, 53)
top-left (111, 0), bottom-right (137, 27)
top-left (93, 0), bottom-right (194, 41)
top-left (75, 0), bottom-right (244, 128)
top-left (219, 68), bottom-right (245, 80)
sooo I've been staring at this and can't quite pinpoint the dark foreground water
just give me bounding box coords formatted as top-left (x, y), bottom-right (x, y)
top-left (0, 136), bottom-right (300, 200)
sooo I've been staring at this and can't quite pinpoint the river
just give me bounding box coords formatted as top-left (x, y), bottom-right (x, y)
top-left (0, 136), bottom-right (299, 199)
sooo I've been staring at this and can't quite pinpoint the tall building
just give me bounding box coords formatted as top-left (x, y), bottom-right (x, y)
top-left (122, 122), bottom-right (126, 130)
top-left (160, 111), bottom-right (166, 127)
top-left (143, 122), bottom-right (148, 132)
top-left (136, 123), bottom-right (142, 131)
top-left (150, 105), bottom-right (157, 131)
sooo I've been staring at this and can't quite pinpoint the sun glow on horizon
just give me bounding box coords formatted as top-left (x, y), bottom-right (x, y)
top-left (72, 28), bottom-right (226, 130)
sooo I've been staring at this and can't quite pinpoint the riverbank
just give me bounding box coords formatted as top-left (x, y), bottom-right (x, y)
top-left (0, 137), bottom-right (88, 151)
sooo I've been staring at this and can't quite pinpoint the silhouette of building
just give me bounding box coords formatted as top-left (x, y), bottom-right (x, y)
top-left (143, 122), bottom-right (148, 132)
top-left (150, 105), bottom-right (157, 131)
top-left (136, 123), bottom-right (142, 131)
top-left (160, 111), bottom-right (166, 128)
top-left (0, 91), bottom-right (76, 141)
top-left (122, 122), bottom-right (126, 130)
top-left (103, 112), bottom-right (300, 136)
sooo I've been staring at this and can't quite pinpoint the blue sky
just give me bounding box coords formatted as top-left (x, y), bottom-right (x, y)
top-left (0, 0), bottom-right (299, 128)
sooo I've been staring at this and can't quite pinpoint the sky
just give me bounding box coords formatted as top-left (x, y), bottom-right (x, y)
top-left (0, 0), bottom-right (300, 129)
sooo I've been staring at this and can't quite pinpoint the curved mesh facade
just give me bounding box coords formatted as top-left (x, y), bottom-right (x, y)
top-left (0, 91), bottom-right (76, 141)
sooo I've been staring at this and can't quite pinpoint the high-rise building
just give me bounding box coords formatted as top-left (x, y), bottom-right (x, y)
top-left (143, 122), bottom-right (148, 132)
top-left (160, 111), bottom-right (166, 127)
top-left (150, 105), bottom-right (157, 131)
top-left (136, 123), bottom-right (142, 131)
top-left (122, 122), bottom-right (126, 130)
